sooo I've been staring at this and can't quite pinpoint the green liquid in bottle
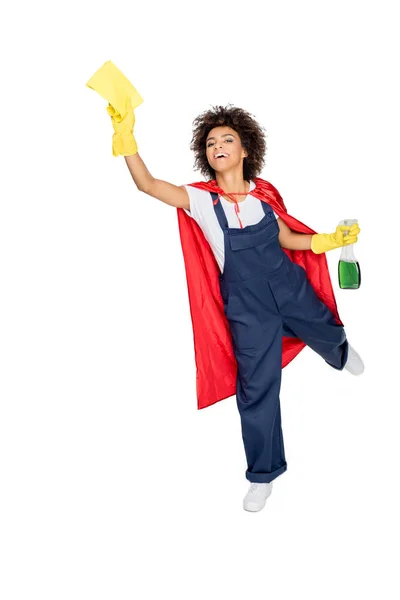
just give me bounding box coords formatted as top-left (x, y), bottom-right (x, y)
top-left (338, 260), bottom-right (361, 289)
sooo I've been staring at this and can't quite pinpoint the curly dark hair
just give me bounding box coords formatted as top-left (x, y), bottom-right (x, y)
top-left (189, 104), bottom-right (267, 181)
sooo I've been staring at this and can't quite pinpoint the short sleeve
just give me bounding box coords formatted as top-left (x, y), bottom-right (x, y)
top-left (182, 185), bottom-right (199, 222)
top-left (180, 185), bottom-right (213, 236)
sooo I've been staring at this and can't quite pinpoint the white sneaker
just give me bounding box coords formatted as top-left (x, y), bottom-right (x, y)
top-left (344, 343), bottom-right (365, 375)
top-left (243, 482), bottom-right (273, 512)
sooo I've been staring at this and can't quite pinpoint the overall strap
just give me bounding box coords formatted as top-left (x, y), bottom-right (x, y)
top-left (211, 192), bottom-right (229, 229)
top-left (260, 198), bottom-right (274, 216)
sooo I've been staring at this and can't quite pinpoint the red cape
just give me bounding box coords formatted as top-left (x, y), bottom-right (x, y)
top-left (177, 177), bottom-right (343, 410)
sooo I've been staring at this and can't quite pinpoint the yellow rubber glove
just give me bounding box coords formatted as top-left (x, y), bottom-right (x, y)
top-left (311, 223), bottom-right (361, 254)
top-left (86, 60), bottom-right (143, 120)
top-left (107, 97), bottom-right (138, 156)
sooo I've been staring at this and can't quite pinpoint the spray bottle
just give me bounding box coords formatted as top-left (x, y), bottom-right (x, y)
top-left (338, 218), bottom-right (361, 289)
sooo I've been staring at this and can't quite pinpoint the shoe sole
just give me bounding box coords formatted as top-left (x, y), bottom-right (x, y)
top-left (243, 501), bottom-right (267, 512)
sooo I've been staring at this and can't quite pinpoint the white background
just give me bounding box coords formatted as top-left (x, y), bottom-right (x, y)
top-left (1, 1), bottom-right (399, 598)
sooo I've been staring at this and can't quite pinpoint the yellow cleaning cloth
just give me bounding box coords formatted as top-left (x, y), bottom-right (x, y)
top-left (86, 60), bottom-right (143, 120)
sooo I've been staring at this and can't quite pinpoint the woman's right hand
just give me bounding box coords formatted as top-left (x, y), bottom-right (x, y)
top-left (107, 97), bottom-right (138, 156)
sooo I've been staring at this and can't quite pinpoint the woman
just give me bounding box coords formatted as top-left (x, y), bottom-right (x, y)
top-left (109, 101), bottom-right (363, 512)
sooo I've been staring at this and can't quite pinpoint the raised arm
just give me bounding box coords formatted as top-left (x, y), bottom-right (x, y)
top-left (107, 100), bottom-right (190, 210)
top-left (124, 153), bottom-right (190, 210)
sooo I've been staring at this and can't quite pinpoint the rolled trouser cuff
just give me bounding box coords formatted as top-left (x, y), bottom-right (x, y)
top-left (245, 462), bottom-right (287, 483)
top-left (325, 338), bottom-right (349, 371)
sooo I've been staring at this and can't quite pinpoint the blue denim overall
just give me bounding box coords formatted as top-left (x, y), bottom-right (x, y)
top-left (212, 192), bottom-right (349, 483)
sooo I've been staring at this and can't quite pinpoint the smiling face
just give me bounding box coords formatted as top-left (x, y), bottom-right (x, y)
top-left (205, 126), bottom-right (248, 173)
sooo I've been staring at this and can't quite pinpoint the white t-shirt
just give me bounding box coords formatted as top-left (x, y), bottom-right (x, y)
top-left (183, 179), bottom-right (279, 272)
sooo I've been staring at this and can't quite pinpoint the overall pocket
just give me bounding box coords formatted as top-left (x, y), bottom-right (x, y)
top-left (228, 217), bottom-right (279, 251)
top-left (228, 219), bottom-right (283, 280)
